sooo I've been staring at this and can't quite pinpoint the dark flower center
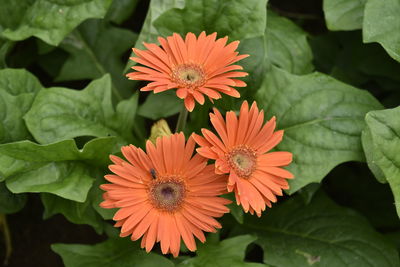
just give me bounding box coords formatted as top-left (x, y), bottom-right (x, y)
top-left (150, 179), bottom-right (185, 212)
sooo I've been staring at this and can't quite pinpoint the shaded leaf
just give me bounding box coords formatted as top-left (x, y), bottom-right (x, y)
top-left (323, 163), bottom-right (400, 229)
top-left (25, 75), bottom-right (138, 145)
top-left (0, 68), bottom-right (42, 143)
top-left (362, 106), bottom-right (400, 218)
top-left (52, 238), bottom-right (175, 267)
top-left (42, 192), bottom-right (105, 234)
top-left (106, 0), bottom-right (139, 24)
top-left (363, 0), bottom-right (400, 62)
top-left (266, 10), bottom-right (313, 74)
top-left (0, 38), bottom-right (13, 68)
top-left (57, 19), bottom-right (137, 98)
top-left (223, 193), bottom-right (244, 224)
top-left (323, 0), bottom-right (366, 31)
top-left (138, 90), bottom-right (182, 120)
top-left (256, 67), bottom-right (383, 193)
top-left (123, 0), bottom-right (185, 72)
top-left (178, 234), bottom-right (264, 267)
top-left (0, 0), bottom-right (112, 46)
top-left (41, 172), bottom-right (109, 233)
top-left (241, 192), bottom-right (399, 267)
top-left (0, 182), bottom-right (26, 214)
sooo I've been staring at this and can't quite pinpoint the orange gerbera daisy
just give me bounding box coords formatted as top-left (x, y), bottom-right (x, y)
top-left (100, 133), bottom-right (230, 257)
top-left (127, 32), bottom-right (249, 112)
top-left (192, 101), bottom-right (294, 217)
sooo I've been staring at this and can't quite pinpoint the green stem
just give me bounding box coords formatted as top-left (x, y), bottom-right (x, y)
top-left (0, 214), bottom-right (12, 265)
top-left (175, 105), bottom-right (189, 133)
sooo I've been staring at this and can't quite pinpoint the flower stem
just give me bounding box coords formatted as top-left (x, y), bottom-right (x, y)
top-left (175, 105), bottom-right (188, 133)
top-left (0, 214), bottom-right (12, 265)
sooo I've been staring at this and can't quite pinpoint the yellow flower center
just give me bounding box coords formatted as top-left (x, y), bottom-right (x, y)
top-left (172, 63), bottom-right (206, 89)
top-left (149, 176), bottom-right (186, 212)
top-left (228, 146), bottom-right (257, 178)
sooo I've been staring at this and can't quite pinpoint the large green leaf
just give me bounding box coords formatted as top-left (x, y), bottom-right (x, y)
top-left (0, 137), bottom-right (117, 201)
top-left (323, 0), bottom-right (366, 31)
top-left (362, 106), bottom-right (400, 218)
top-left (178, 234), bottom-right (264, 267)
top-left (24, 75), bottom-right (138, 145)
top-left (0, 0), bottom-right (112, 46)
top-left (0, 182), bottom-right (27, 214)
top-left (154, 0), bottom-right (267, 41)
top-left (240, 192), bottom-right (399, 267)
top-left (266, 10), bottom-right (313, 75)
top-left (256, 67), bottom-right (383, 193)
top-left (363, 0), bottom-right (400, 62)
top-left (57, 19), bottom-right (137, 99)
top-left (52, 238), bottom-right (174, 267)
top-left (0, 68), bottom-right (42, 143)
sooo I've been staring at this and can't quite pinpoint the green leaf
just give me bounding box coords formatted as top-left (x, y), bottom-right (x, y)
top-left (42, 192), bottom-right (105, 234)
top-left (362, 106), bottom-right (400, 218)
top-left (363, 0), bottom-right (400, 62)
top-left (323, 0), bottom-right (366, 31)
top-left (0, 68), bottom-right (43, 143)
top-left (25, 75), bottom-right (138, 145)
top-left (0, 182), bottom-right (26, 214)
top-left (123, 0), bottom-right (184, 72)
top-left (0, 0), bottom-right (112, 46)
top-left (0, 38), bottom-right (13, 68)
top-left (0, 137), bottom-right (117, 201)
top-left (298, 183), bottom-right (320, 205)
top-left (324, 163), bottom-right (400, 229)
top-left (106, 0), bottom-right (139, 24)
top-left (329, 31), bottom-right (400, 87)
top-left (241, 192), bottom-right (400, 267)
top-left (41, 171), bottom-right (110, 233)
top-left (41, 169), bottom-right (115, 233)
top-left (7, 161), bottom-right (93, 202)
top-left (223, 193), bottom-right (244, 224)
top-left (57, 19), bottom-right (137, 98)
top-left (136, 0), bottom-right (184, 45)
top-left (138, 90), bottom-right (182, 120)
top-left (266, 10), bottom-right (313, 74)
top-left (52, 238), bottom-right (175, 267)
top-left (178, 234), bottom-right (265, 267)
top-left (154, 0), bottom-right (267, 41)
top-left (256, 67), bottom-right (383, 193)
top-left (91, 177), bottom-right (116, 220)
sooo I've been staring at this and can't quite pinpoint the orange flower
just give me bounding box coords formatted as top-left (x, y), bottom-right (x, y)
top-left (192, 101), bottom-right (294, 217)
top-left (127, 32), bottom-right (248, 112)
top-left (100, 133), bottom-right (230, 257)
